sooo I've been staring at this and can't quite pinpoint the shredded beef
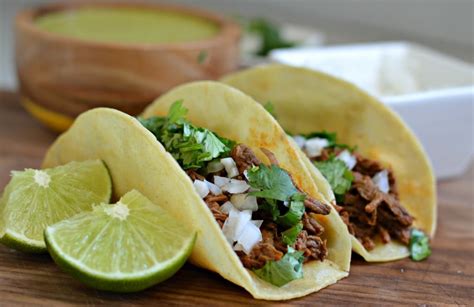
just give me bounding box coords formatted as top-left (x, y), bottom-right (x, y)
top-left (260, 147), bottom-right (279, 166)
top-left (231, 144), bottom-right (261, 174)
top-left (190, 144), bottom-right (329, 270)
top-left (314, 148), bottom-right (413, 250)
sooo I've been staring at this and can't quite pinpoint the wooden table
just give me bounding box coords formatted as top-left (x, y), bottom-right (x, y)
top-left (0, 91), bottom-right (473, 305)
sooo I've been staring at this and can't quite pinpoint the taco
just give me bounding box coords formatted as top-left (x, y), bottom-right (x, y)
top-left (43, 81), bottom-right (351, 300)
top-left (222, 65), bottom-right (436, 262)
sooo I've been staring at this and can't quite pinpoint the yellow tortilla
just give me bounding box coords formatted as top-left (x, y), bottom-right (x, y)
top-left (43, 81), bottom-right (351, 300)
top-left (222, 64), bottom-right (436, 262)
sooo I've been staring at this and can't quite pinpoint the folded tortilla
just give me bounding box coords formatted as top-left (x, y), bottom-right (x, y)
top-left (222, 65), bottom-right (436, 262)
top-left (43, 81), bottom-right (351, 300)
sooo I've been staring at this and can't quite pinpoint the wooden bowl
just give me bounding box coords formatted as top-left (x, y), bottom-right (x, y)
top-left (15, 2), bottom-right (241, 131)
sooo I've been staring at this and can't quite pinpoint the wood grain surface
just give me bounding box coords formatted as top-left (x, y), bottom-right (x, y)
top-left (0, 91), bottom-right (473, 305)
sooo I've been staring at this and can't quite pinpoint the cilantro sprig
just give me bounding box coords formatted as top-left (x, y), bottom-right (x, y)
top-left (247, 164), bottom-right (306, 229)
top-left (253, 246), bottom-right (304, 287)
top-left (409, 229), bottom-right (431, 261)
top-left (139, 100), bottom-right (234, 170)
top-left (314, 157), bottom-right (354, 203)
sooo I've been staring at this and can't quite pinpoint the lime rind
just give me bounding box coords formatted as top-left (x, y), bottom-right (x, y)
top-left (0, 160), bottom-right (112, 252)
top-left (44, 190), bottom-right (196, 292)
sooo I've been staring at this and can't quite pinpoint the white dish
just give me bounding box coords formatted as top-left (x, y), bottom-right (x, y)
top-left (270, 42), bottom-right (474, 179)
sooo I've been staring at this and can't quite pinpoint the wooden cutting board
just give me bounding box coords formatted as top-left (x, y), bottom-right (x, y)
top-left (0, 91), bottom-right (472, 305)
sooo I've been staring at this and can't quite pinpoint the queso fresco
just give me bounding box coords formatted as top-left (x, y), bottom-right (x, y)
top-left (35, 7), bottom-right (220, 44)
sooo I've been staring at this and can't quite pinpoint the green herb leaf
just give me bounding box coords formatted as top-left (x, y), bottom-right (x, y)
top-left (277, 200), bottom-right (305, 228)
top-left (252, 247), bottom-right (304, 287)
top-left (167, 100), bottom-right (187, 124)
top-left (197, 50), bottom-right (208, 64)
top-left (314, 157), bottom-right (353, 200)
top-left (139, 101), bottom-right (234, 170)
top-left (247, 164), bottom-right (299, 201)
top-left (259, 199), bottom-right (280, 220)
top-left (282, 222), bottom-right (303, 245)
top-left (263, 101), bottom-right (276, 118)
top-left (409, 229), bottom-right (432, 261)
top-left (247, 18), bottom-right (297, 56)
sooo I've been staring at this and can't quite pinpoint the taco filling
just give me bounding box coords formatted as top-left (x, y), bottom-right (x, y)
top-left (292, 131), bottom-right (422, 252)
top-left (139, 101), bottom-right (331, 287)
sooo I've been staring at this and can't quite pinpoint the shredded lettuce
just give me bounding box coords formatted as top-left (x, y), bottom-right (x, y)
top-left (314, 157), bottom-right (353, 202)
top-left (409, 229), bottom-right (431, 261)
top-left (252, 247), bottom-right (304, 287)
top-left (138, 100), bottom-right (234, 170)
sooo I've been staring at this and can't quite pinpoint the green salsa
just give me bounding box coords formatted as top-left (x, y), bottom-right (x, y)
top-left (35, 7), bottom-right (220, 44)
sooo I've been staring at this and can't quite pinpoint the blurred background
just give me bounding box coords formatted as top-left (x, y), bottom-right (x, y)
top-left (0, 0), bottom-right (473, 179)
top-left (1, 0), bottom-right (473, 89)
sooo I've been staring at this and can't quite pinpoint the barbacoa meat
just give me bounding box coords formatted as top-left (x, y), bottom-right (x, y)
top-left (316, 148), bottom-right (413, 250)
top-left (192, 144), bottom-right (330, 270)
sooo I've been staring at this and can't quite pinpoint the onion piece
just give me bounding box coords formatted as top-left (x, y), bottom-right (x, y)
top-left (292, 135), bottom-right (306, 148)
top-left (222, 208), bottom-right (252, 243)
top-left (337, 149), bottom-right (357, 170)
top-left (251, 220), bottom-right (263, 228)
top-left (213, 176), bottom-right (230, 188)
top-left (205, 180), bottom-right (222, 195)
top-left (236, 221), bottom-right (262, 254)
top-left (304, 137), bottom-right (329, 158)
top-left (372, 170), bottom-right (390, 193)
top-left (207, 160), bottom-right (225, 173)
top-left (221, 157), bottom-right (239, 178)
top-left (230, 194), bottom-right (258, 211)
top-left (193, 180), bottom-right (209, 198)
top-left (223, 179), bottom-right (250, 194)
top-left (220, 201), bottom-right (234, 214)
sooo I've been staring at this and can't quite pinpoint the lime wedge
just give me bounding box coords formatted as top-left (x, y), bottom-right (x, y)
top-left (0, 160), bottom-right (111, 253)
top-left (44, 190), bottom-right (196, 292)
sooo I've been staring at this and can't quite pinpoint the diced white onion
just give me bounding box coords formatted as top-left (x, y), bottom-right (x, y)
top-left (205, 180), bottom-right (222, 195)
top-left (236, 221), bottom-right (262, 254)
top-left (233, 243), bottom-right (244, 251)
top-left (222, 208), bottom-right (252, 243)
top-left (230, 194), bottom-right (258, 211)
top-left (283, 200), bottom-right (289, 207)
top-left (220, 201), bottom-right (234, 214)
top-left (213, 175), bottom-right (230, 188)
top-left (251, 220), bottom-right (263, 228)
top-left (220, 157), bottom-right (239, 178)
top-left (372, 170), bottom-right (390, 193)
top-left (292, 135), bottom-right (306, 148)
top-left (207, 160), bottom-right (225, 173)
top-left (222, 179), bottom-right (250, 194)
top-left (193, 180), bottom-right (209, 198)
top-left (337, 149), bottom-right (357, 170)
top-left (243, 170), bottom-right (249, 180)
top-left (304, 137), bottom-right (329, 158)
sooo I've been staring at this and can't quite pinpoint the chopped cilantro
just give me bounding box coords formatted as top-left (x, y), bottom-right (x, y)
top-left (282, 222), bottom-right (303, 245)
top-left (263, 101), bottom-right (276, 118)
top-left (253, 247), bottom-right (304, 287)
top-left (277, 200), bottom-right (305, 228)
top-left (139, 101), bottom-right (234, 170)
top-left (259, 199), bottom-right (280, 220)
top-left (247, 164), bottom-right (298, 201)
top-left (314, 157), bottom-right (353, 202)
top-left (409, 229), bottom-right (431, 261)
top-left (197, 50), bottom-right (208, 64)
top-left (247, 18), bottom-right (297, 56)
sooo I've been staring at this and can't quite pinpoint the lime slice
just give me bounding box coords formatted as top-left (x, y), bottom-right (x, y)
top-left (44, 190), bottom-right (196, 292)
top-left (0, 160), bottom-right (111, 253)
